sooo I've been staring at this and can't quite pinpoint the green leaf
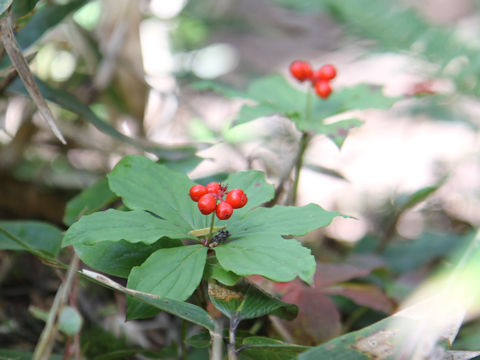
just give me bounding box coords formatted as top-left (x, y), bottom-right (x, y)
top-left (186, 332), bottom-right (212, 349)
top-left (238, 337), bottom-right (309, 360)
top-left (203, 257), bottom-right (242, 286)
top-left (383, 232), bottom-right (468, 273)
top-left (81, 269), bottom-right (215, 331)
top-left (0, 1), bottom-right (13, 17)
top-left (126, 245), bottom-right (208, 320)
top-left (208, 279), bottom-right (298, 321)
top-left (223, 170), bottom-right (275, 216)
top-left (74, 238), bottom-right (182, 278)
top-left (11, 0), bottom-right (39, 19)
top-left (58, 306), bottom-right (83, 336)
top-left (0, 221), bottom-right (62, 256)
top-left (311, 118), bottom-right (363, 149)
top-left (63, 209), bottom-right (188, 247)
top-left (63, 178), bottom-right (117, 226)
top-left (297, 315), bottom-right (403, 360)
top-left (396, 184), bottom-right (441, 210)
top-left (192, 80), bottom-right (246, 98)
top-left (107, 155), bottom-right (205, 231)
top-left (228, 204), bottom-right (343, 237)
top-left (310, 84), bottom-right (397, 119)
top-left (215, 235), bottom-right (316, 283)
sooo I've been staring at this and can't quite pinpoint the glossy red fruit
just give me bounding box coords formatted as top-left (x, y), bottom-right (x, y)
top-left (206, 182), bottom-right (221, 194)
top-left (289, 60), bottom-right (313, 82)
top-left (318, 64), bottom-right (337, 81)
top-left (198, 194), bottom-right (217, 215)
top-left (314, 80), bottom-right (332, 99)
top-left (189, 184), bottom-right (207, 202)
top-left (216, 201), bottom-right (233, 220)
top-left (226, 189), bottom-right (248, 209)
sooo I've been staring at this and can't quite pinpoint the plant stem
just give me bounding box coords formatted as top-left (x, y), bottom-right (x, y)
top-left (206, 212), bottom-right (216, 244)
top-left (181, 319), bottom-right (187, 360)
top-left (228, 317), bottom-right (239, 360)
top-left (287, 88), bottom-right (313, 206)
top-left (211, 317), bottom-right (224, 360)
top-left (288, 130), bottom-right (310, 205)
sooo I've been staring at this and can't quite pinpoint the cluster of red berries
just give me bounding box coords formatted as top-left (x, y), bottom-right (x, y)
top-left (189, 182), bottom-right (248, 220)
top-left (289, 60), bottom-right (337, 99)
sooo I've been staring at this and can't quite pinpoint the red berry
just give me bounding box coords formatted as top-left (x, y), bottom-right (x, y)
top-left (317, 64), bottom-right (337, 81)
top-left (216, 201), bottom-right (233, 220)
top-left (198, 194), bottom-right (217, 215)
top-left (189, 184), bottom-right (207, 202)
top-left (226, 189), bottom-right (248, 209)
top-left (206, 182), bottom-right (221, 194)
top-left (314, 80), bottom-right (332, 99)
top-left (289, 60), bottom-right (313, 82)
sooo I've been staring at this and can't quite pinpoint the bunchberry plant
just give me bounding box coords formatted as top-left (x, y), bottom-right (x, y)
top-left (62, 155), bottom-right (343, 358)
top-left (195, 61), bottom-right (398, 205)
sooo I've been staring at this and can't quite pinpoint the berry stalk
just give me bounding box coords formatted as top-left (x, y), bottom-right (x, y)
top-left (207, 212), bottom-right (216, 244)
top-left (289, 130), bottom-right (310, 205)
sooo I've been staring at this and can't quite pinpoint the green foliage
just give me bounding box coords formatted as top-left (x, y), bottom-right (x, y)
top-left (195, 75), bottom-right (397, 148)
top-left (64, 209), bottom-right (191, 246)
top-left (63, 178), bottom-right (117, 226)
top-left (11, 0), bottom-right (40, 19)
top-left (0, 221), bottom-right (62, 256)
top-left (74, 239), bottom-right (182, 278)
top-left (238, 337), bottom-right (309, 360)
top-left (126, 245), bottom-right (208, 319)
top-left (0, 1), bottom-right (13, 17)
top-left (382, 232), bottom-right (470, 273)
top-left (64, 155), bottom-right (342, 321)
top-left (203, 257), bottom-right (242, 286)
top-left (208, 280), bottom-right (298, 321)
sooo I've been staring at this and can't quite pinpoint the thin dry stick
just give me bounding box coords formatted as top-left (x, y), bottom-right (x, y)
top-left (33, 255), bottom-right (79, 360)
top-left (0, 12), bottom-right (66, 144)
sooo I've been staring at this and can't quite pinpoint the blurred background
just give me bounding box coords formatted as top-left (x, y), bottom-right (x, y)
top-left (2, 0), bottom-right (480, 356)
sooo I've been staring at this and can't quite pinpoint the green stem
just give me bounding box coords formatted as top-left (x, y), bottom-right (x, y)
top-left (288, 131), bottom-right (310, 205)
top-left (228, 317), bottom-right (239, 360)
top-left (181, 319), bottom-right (188, 360)
top-left (206, 212), bottom-right (216, 244)
top-left (287, 88), bottom-right (313, 206)
top-left (211, 317), bottom-right (224, 360)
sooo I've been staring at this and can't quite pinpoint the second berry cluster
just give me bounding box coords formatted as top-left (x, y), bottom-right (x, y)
top-left (189, 182), bottom-right (248, 220)
top-left (289, 60), bottom-right (337, 99)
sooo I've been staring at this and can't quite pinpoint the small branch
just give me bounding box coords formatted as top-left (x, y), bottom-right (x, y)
top-left (0, 12), bottom-right (66, 144)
